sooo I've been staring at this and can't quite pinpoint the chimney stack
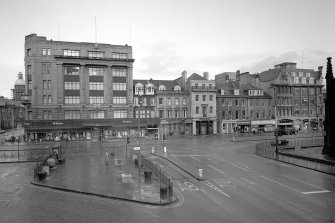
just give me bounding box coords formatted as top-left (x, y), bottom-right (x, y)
top-left (181, 70), bottom-right (187, 89)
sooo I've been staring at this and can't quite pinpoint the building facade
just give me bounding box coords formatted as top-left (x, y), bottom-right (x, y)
top-left (185, 72), bottom-right (217, 135)
top-left (258, 62), bottom-right (324, 132)
top-left (0, 96), bottom-right (24, 132)
top-left (24, 34), bottom-right (137, 140)
top-left (216, 80), bottom-right (273, 134)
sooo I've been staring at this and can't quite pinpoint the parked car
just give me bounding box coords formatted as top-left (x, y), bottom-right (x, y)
top-left (0, 130), bottom-right (6, 134)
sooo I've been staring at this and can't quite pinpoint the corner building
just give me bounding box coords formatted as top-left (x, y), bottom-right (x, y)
top-left (24, 34), bottom-right (135, 140)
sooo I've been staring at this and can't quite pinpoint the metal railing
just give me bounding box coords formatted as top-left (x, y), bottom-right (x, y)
top-left (140, 154), bottom-right (173, 202)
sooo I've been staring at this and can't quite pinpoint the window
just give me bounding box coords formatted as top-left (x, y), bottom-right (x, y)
top-left (294, 88), bottom-right (300, 95)
top-left (234, 89), bottom-right (239, 95)
top-left (43, 95), bottom-right (52, 104)
top-left (203, 95), bottom-right (206, 101)
top-left (89, 67), bottom-right (104, 76)
top-left (65, 110), bottom-right (80, 119)
top-left (65, 96), bottom-right (80, 104)
top-left (88, 82), bottom-right (103, 90)
top-left (89, 96), bottom-right (104, 104)
top-left (222, 111), bottom-right (226, 119)
top-left (159, 98), bottom-right (163, 105)
top-left (150, 98), bottom-right (155, 106)
top-left (159, 110), bottom-right (164, 118)
top-left (27, 49), bottom-right (31, 56)
top-left (294, 98), bottom-right (300, 105)
top-left (112, 83), bottom-right (126, 91)
top-left (202, 106), bottom-right (206, 115)
top-left (65, 82), bottom-right (80, 90)
top-left (158, 85), bottom-right (166, 91)
top-left (291, 72), bottom-right (296, 77)
top-left (90, 111), bottom-right (105, 119)
top-left (175, 110), bottom-right (180, 118)
top-left (112, 97), bottom-right (126, 104)
top-left (309, 88), bottom-right (315, 95)
top-left (42, 48), bottom-right (51, 56)
top-left (64, 66), bottom-right (79, 75)
top-left (43, 111), bottom-right (51, 120)
top-left (235, 111), bottom-right (239, 119)
top-left (112, 53), bottom-right (127, 59)
top-left (28, 81), bottom-right (32, 90)
top-left (294, 77), bottom-right (299, 84)
top-left (182, 98), bottom-right (187, 105)
top-left (302, 109), bottom-right (308, 116)
top-left (302, 77), bottom-right (306, 84)
top-left (310, 77), bottom-right (314, 84)
top-left (146, 85), bottom-right (154, 94)
top-left (63, 49), bottom-right (79, 57)
top-left (302, 98), bottom-right (308, 106)
top-left (235, 99), bottom-right (239, 106)
top-left (209, 95), bottom-right (213, 101)
top-left (48, 80), bottom-right (51, 90)
top-left (262, 110), bottom-right (265, 118)
top-left (242, 110), bottom-right (246, 119)
top-left (114, 110), bottom-right (127, 118)
top-left (112, 69), bottom-right (127, 77)
top-left (295, 109), bottom-right (300, 116)
top-left (228, 111), bottom-right (232, 119)
top-left (299, 72), bottom-right (303, 77)
top-left (167, 110), bottom-right (172, 118)
top-left (183, 110), bottom-right (187, 118)
top-left (310, 99), bottom-right (315, 105)
top-left (174, 85), bottom-right (181, 91)
top-left (43, 80), bottom-right (47, 89)
top-left (222, 98), bottom-right (225, 105)
top-left (27, 65), bottom-right (31, 75)
top-left (195, 95), bottom-right (199, 101)
top-left (142, 98), bottom-right (147, 106)
top-left (88, 51), bottom-right (104, 58)
top-left (175, 98), bottom-right (179, 105)
top-left (196, 107), bottom-right (199, 114)
top-left (256, 111), bottom-right (259, 119)
top-left (250, 111), bottom-right (253, 119)
top-left (167, 98), bottom-right (171, 105)
top-left (210, 106), bottom-right (213, 114)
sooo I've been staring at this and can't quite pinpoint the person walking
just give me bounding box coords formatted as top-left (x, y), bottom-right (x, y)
top-left (105, 151), bottom-right (110, 165)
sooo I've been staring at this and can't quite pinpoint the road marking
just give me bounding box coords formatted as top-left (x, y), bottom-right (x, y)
top-left (190, 156), bottom-right (201, 162)
top-left (202, 180), bottom-right (231, 198)
top-left (152, 161), bottom-right (164, 168)
top-left (260, 176), bottom-right (303, 194)
top-left (283, 175), bottom-right (331, 193)
top-left (208, 165), bottom-right (225, 174)
top-left (169, 155), bottom-right (210, 157)
top-left (302, 191), bottom-right (331, 195)
top-left (236, 162), bottom-right (249, 169)
top-left (231, 163), bottom-right (250, 172)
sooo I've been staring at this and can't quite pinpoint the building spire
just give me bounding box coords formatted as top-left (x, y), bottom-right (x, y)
top-left (325, 57), bottom-right (333, 79)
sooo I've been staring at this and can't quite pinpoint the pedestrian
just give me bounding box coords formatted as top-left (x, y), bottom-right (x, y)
top-left (105, 151), bottom-right (110, 165)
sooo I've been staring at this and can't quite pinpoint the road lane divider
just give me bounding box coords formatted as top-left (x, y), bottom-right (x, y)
top-left (230, 163), bottom-right (250, 172)
top-left (208, 165), bottom-right (225, 174)
top-left (202, 180), bottom-right (231, 198)
top-left (190, 156), bottom-right (201, 162)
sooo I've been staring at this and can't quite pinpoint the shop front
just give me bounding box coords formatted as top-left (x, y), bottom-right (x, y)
top-left (251, 120), bottom-right (276, 133)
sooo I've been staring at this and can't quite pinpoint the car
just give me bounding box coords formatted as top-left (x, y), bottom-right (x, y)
top-left (0, 130), bottom-right (6, 134)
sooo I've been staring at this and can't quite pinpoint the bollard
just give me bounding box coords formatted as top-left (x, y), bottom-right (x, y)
top-left (151, 147), bottom-right (155, 154)
top-left (164, 147), bottom-right (167, 153)
top-left (198, 168), bottom-right (203, 180)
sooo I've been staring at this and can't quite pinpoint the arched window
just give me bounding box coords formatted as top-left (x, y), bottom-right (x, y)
top-left (135, 83), bottom-right (144, 95)
top-left (158, 85), bottom-right (166, 91)
top-left (145, 83), bottom-right (155, 95)
top-left (174, 85), bottom-right (181, 91)
top-left (294, 77), bottom-right (299, 84)
top-left (301, 77), bottom-right (306, 84)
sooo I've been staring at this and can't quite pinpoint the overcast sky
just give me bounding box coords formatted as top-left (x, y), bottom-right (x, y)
top-left (0, 0), bottom-right (334, 98)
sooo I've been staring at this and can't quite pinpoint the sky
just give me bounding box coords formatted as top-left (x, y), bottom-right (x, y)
top-left (0, 0), bottom-right (334, 98)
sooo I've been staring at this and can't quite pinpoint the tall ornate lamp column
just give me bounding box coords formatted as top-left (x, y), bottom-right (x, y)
top-left (323, 57), bottom-right (335, 156)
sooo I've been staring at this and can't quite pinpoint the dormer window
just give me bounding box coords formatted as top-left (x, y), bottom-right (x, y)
top-left (135, 83), bottom-right (144, 95)
top-left (299, 72), bottom-right (303, 77)
top-left (291, 72), bottom-right (296, 77)
top-left (234, 89), bottom-right (239, 95)
top-left (301, 77), bottom-right (306, 84)
top-left (174, 85), bottom-right (181, 91)
top-left (221, 89), bottom-right (225, 95)
top-left (158, 85), bottom-right (166, 91)
top-left (145, 83), bottom-right (154, 95)
top-left (306, 73), bottom-right (310, 77)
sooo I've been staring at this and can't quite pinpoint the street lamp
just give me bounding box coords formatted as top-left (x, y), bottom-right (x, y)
top-left (137, 87), bottom-right (144, 173)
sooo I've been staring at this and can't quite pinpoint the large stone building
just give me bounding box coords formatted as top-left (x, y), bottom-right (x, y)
top-left (24, 34), bottom-right (135, 140)
top-left (180, 72), bottom-right (217, 135)
top-left (257, 62), bottom-right (324, 131)
top-left (12, 72), bottom-right (25, 102)
top-left (216, 79), bottom-right (273, 134)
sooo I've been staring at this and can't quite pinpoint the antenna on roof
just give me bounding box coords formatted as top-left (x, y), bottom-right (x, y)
top-left (94, 16), bottom-right (98, 49)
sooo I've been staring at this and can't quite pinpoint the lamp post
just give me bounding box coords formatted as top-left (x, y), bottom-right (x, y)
top-left (137, 87), bottom-right (143, 173)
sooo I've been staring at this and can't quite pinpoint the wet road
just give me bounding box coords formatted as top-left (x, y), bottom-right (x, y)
top-left (1, 135), bottom-right (334, 222)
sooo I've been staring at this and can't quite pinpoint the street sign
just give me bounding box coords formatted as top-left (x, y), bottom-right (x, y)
top-left (133, 147), bottom-right (141, 151)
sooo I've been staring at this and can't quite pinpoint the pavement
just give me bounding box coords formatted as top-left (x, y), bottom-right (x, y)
top-left (3, 129), bottom-right (333, 205)
top-left (30, 145), bottom-right (178, 206)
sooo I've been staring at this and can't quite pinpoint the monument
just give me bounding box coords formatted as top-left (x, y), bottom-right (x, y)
top-left (323, 57), bottom-right (335, 156)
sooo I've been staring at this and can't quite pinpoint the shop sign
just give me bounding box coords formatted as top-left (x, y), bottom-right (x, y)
top-left (251, 120), bottom-right (275, 125)
top-left (123, 120), bottom-right (132, 124)
top-left (52, 122), bottom-right (64, 125)
top-left (133, 147), bottom-right (141, 151)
